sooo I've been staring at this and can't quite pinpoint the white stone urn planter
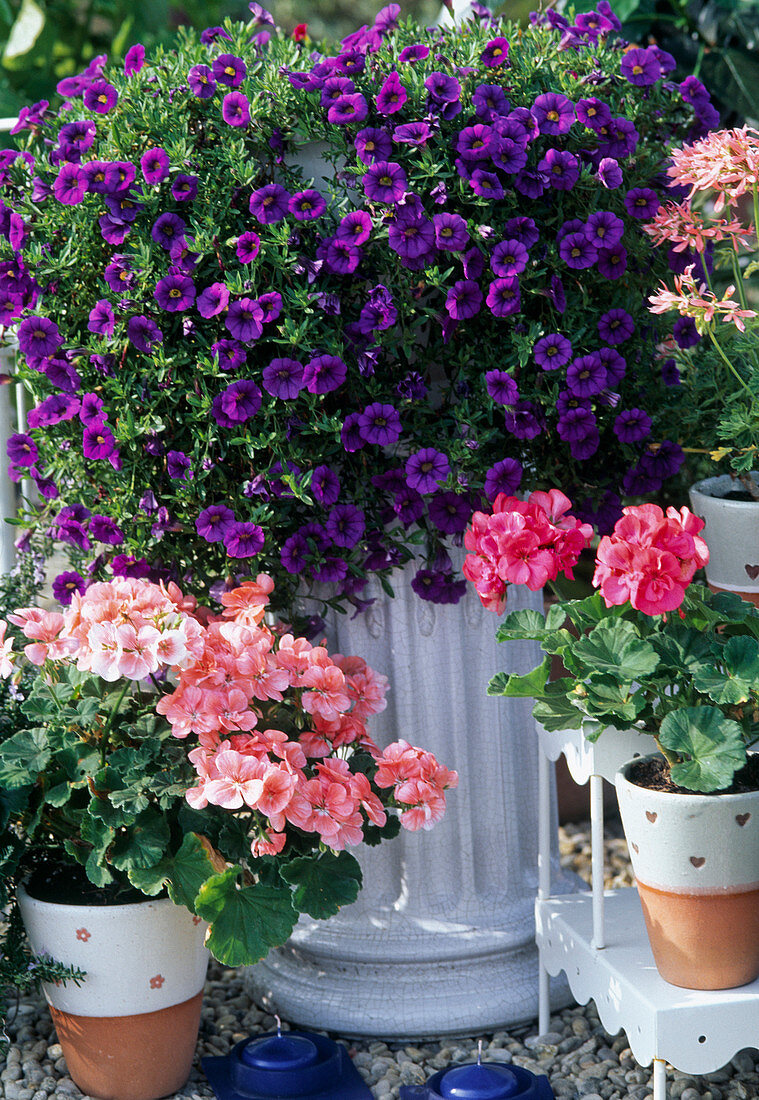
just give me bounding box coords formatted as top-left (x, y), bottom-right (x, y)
top-left (689, 474), bottom-right (759, 604)
top-left (18, 886), bottom-right (209, 1100)
top-left (247, 553), bottom-right (574, 1038)
top-left (616, 754), bottom-right (759, 990)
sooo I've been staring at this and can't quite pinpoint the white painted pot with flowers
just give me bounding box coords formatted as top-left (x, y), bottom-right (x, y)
top-left (466, 489), bottom-right (759, 989)
top-left (645, 124), bottom-right (759, 605)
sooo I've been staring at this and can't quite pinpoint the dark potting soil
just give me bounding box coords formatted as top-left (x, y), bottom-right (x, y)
top-left (25, 861), bottom-right (152, 906)
top-left (721, 490), bottom-right (758, 502)
top-left (628, 754), bottom-right (759, 796)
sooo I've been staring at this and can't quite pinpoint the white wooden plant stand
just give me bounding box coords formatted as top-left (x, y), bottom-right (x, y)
top-left (536, 725), bottom-right (759, 1100)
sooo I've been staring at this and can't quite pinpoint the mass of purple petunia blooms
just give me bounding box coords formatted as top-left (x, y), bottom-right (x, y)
top-left (0, 0), bottom-right (717, 616)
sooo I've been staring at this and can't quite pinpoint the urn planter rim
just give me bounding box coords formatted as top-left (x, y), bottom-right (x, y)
top-left (690, 473), bottom-right (759, 507)
top-left (616, 751), bottom-right (759, 804)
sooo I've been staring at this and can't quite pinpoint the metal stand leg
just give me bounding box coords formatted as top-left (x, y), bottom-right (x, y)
top-left (653, 1059), bottom-right (667, 1100)
top-left (537, 744), bottom-right (551, 1035)
top-left (590, 774), bottom-right (605, 950)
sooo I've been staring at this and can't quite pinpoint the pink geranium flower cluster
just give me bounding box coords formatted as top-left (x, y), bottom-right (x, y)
top-left (666, 125), bottom-right (759, 212)
top-left (463, 489), bottom-right (594, 613)
top-left (7, 576), bottom-right (204, 678)
top-left (593, 503), bottom-right (709, 615)
top-left (155, 575), bottom-right (457, 853)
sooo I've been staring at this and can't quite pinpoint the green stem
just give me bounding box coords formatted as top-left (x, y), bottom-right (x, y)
top-left (730, 251), bottom-right (748, 310)
top-left (99, 681), bottom-right (131, 769)
top-left (706, 327), bottom-right (754, 400)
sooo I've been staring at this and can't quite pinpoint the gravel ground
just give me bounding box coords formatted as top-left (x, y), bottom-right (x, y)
top-left (4, 823), bottom-right (759, 1100)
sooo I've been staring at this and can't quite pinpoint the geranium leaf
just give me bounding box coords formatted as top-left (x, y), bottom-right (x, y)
top-left (488, 658), bottom-right (550, 698)
top-left (165, 832), bottom-right (219, 910)
top-left (495, 608), bottom-right (549, 642)
top-left (660, 706), bottom-right (746, 792)
top-left (564, 620), bottom-right (659, 681)
top-left (532, 680), bottom-right (584, 731)
top-left (693, 636), bottom-right (759, 705)
top-left (280, 850), bottom-right (362, 919)
top-left (110, 808), bottom-right (170, 871)
top-left (0, 728), bottom-right (50, 787)
top-left (196, 870), bottom-right (298, 966)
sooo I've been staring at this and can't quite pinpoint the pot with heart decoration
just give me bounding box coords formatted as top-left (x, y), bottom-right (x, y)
top-left (467, 492), bottom-right (759, 988)
top-left (616, 753), bottom-right (759, 989)
top-left (689, 474), bottom-right (759, 607)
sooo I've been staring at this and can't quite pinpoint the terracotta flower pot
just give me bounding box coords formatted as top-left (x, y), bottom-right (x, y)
top-left (689, 474), bottom-right (759, 606)
top-left (18, 886), bottom-right (209, 1100)
top-left (616, 754), bottom-right (759, 990)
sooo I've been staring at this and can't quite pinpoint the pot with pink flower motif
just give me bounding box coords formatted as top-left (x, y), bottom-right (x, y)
top-left (18, 881), bottom-right (209, 1100)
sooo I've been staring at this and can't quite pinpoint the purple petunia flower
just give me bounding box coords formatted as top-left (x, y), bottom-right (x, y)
top-left (258, 291), bottom-right (282, 324)
top-left (88, 299), bottom-right (115, 337)
top-left (411, 568), bottom-right (466, 604)
top-left (321, 76), bottom-right (355, 107)
top-left (457, 124), bottom-right (494, 161)
top-left (624, 187), bottom-right (660, 219)
top-left (621, 47), bottom-right (661, 86)
top-left (325, 504), bottom-right (366, 548)
top-left (597, 245), bottom-right (627, 279)
top-left (363, 161), bottom-right (407, 204)
top-left (53, 163), bottom-right (87, 205)
top-left (154, 273), bottom-right (195, 312)
top-left (249, 184), bottom-right (290, 224)
top-left (27, 394), bottom-right (80, 428)
top-left (166, 450), bottom-right (192, 480)
top-left (224, 521), bottom-right (264, 559)
top-left (7, 433), bottom-right (37, 467)
top-left (312, 466), bottom-right (340, 505)
top-left (18, 315), bottom-right (62, 359)
top-left (674, 316), bottom-right (701, 349)
top-left (354, 127), bottom-right (392, 166)
top-left (504, 399), bottom-right (543, 440)
top-left (399, 43), bottom-right (429, 62)
top-left (124, 44), bottom-right (145, 77)
top-left (531, 92), bottom-right (575, 135)
top-left (341, 412), bottom-right (365, 453)
top-left (220, 379), bottom-right (262, 423)
top-left (491, 137), bottom-right (527, 175)
top-left (213, 54), bottom-right (247, 87)
top-left (84, 81), bottom-right (118, 113)
top-left (89, 514), bottom-right (124, 544)
top-left (484, 457), bottom-right (522, 500)
top-left (598, 308), bottom-right (634, 345)
top-left (480, 37), bottom-right (510, 67)
top-left (212, 339), bottom-right (246, 371)
top-left (151, 211), bottom-right (186, 250)
top-left (280, 532), bottom-right (309, 574)
top-left (566, 354), bottom-right (607, 397)
top-left (485, 369), bottom-right (519, 405)
top-left (491, 238), bottom-right (528, 277)
top-left (324, 237), bottom-right (362, 274)
top-left (337, 210), bottom-right (372, 245)
top-left (376, 70), bottom-right (407, 115)
top-left (262, 357), bottom-right (304, 399)
top-left (445, 279), bottom-right (482, 321)
top-left (53, 571), bottom-right (86, 605)
top-left (486, 278), bottom-right (521, 317)
top-left (539, 148), bottom-right (579, 191)
top-left (405, 448), bottom-right (450, 494)
top-left (428, 491), bottom-right (471, 534)
top-left (597, 157), bottom-right (623, 189)
top-left (598, 346), bottom-right (626, 385)
top-left (470, 169), bottom-right (504, 200)
top-left (103, 162), bottom-right (135, 193)
top-left (226, 298), bottom-right (264, 342)
top-left (83, 422), bottom-right (116, 460)
top-left (586, 210), bottom-right (624, 250)
top-left (80, 393), bottom-right (105, 425)
top-left (473, 83), bottom-right (510, 121)
top-left (127, 315), bottom-right (162, 353)
top-left (196, 504), bottom-right (235, 543)
top-left (576, 97), bottom-right (612, 131)
top-left (614, 408), bottom-right (652, 443)
top-left (304, 354), bottom-right (347, 394)
top-left (424, 71), bottom-right (461, 103)
top-left (328, 94), bottom-right (369, 125)
top-left (433, 212), bottom-right (468, 252)
top-left (222, 92), bottom-right (250, 127)
top-left (289, 189), bottom-right (326, 221)
top-left (99, 214), bottom-right (129, 245)
top-left (514, 170), bottom-right (545, 200)
top-left (534, 333), bottom-right (571, 370)
top-left (188, 64), bottom-right (216, 99)
top-left (198, 283), bottom-right (230, 318)
top-left (393, 121), bottom-right (431, 146)
top-left (557, 406), bottom-right (597, 443)
top-left (358, 402), bottom-right (402, 446)
top-left (559, 232), bottom-right (598, 270)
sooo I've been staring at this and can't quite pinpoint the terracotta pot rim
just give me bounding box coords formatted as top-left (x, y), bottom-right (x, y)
top-left (17, 881), bottom-right (174, 917)
top-left (617, 751), bottom-right (759, 806)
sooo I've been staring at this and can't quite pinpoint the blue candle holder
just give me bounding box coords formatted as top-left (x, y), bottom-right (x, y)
top-left (399, 1049), bottom-right (555, 1100)
top-left (201, 1021), bottom-right (373, 1100)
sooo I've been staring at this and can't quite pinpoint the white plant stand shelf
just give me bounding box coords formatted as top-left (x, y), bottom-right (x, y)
top-left (536, 724), bottom-right (759, 1100)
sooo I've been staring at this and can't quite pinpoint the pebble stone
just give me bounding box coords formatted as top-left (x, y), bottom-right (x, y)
top-left (4, 824), bottom-right (759, 1099)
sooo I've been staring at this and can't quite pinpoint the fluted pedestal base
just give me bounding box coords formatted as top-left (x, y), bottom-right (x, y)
top-left (248, 558), bottom-right (575, 1038)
